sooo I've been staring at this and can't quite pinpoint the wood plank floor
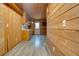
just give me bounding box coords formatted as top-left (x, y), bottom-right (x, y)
top-left (4, 35), bottom-right (52, 56)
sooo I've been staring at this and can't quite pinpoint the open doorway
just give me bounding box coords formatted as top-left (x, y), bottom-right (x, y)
top-left (35, 22), bottom-right (40, 35)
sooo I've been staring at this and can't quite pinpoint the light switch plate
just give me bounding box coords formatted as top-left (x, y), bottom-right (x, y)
top-left (62, 20), bottom-right (67, 27)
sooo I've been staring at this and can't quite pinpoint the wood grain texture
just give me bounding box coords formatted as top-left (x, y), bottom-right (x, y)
top-left (5, 3), bottom-right (23, 15)
top-left (47, 3), bottom-right (79, 56)
top-left (0, 4), bottom-right (22, 55)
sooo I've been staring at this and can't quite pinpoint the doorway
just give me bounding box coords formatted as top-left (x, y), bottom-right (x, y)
top-left (35, 22), bottom-right (40, 35)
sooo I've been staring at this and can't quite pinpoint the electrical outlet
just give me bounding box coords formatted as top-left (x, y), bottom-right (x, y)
top-left (53, 47), bottom-right (55, 51)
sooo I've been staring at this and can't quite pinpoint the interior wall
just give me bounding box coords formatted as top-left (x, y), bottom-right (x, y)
top-left (47, 3), bottom-right (79, 56)
top-left (30, 20), bottom-right (47, 35)
top-left (0, 4), bottom-right (22, 55)
top-left (40, 22), bottom-right (46, 35)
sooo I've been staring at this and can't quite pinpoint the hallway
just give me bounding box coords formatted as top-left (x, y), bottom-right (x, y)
top-left (4, 35), bottom-right (51, 56)
top-left (0, 3), bottom-right (79, 56)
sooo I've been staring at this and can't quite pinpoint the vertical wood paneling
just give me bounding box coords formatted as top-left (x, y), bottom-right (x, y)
top-left (0, 4), bottom-right (22, 55)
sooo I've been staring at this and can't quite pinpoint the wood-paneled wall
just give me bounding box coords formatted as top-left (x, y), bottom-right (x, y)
top-left (5, 3), bottom-right (23, 15)
top-left (0, 4), bottom-right (22, 55)
top-left (47, 3), bottom-right (79, 56)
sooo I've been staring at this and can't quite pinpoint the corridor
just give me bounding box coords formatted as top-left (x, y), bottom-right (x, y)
top-left (4, 35), bottom-right (51, 56)
top-left (0, 3), bottom-right (79, 56)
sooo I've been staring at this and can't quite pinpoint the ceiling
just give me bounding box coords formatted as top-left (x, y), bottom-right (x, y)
top-left (17, 3), bottom-right (48, 20)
